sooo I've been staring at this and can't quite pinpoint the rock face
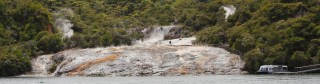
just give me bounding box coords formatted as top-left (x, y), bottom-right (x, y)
top-left (134, 26), bottom-right (175, 46)
top-left (32, 46), bottom-right (246, 77)
top-left (31, 54), bottom-right (55, 76)
top-left (134, 26), bottom-right (196, 46)
top-left (164, 26), bottom-right (183, 40)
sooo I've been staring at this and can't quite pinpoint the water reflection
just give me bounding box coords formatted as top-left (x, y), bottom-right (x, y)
top-left (0, 74), bottom-right (319, 84)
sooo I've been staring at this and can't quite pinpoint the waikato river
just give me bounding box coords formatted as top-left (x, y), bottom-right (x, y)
top-left (0, 74), bottom-right (319, 84)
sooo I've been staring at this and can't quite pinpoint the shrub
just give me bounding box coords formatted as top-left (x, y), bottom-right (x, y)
top-left (102, 33), bottom-right (113, 46)
top-left (37, 34), bottom-right (64, 54)
top-left (196, 26), bottom-right (227, 44)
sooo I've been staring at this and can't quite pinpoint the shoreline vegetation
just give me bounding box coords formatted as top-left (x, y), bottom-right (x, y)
top-left (0, 0), bottom-right (320, 76)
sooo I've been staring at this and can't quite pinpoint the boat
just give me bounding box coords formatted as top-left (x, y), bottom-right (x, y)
top-left (257, 65), bottom-right (288, 74)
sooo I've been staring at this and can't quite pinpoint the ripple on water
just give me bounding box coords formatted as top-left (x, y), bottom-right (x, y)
top-left (1, 75), bottom-right (320, 84)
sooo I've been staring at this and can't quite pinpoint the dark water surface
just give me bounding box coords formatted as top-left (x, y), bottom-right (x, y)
top-left (0, 74), bottom-right (319, 84)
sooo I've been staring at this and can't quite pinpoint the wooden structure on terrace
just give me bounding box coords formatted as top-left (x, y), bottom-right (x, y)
top-left (259, 64), bottom-right (320, 74)
top-left (294, 64), bottom-right (320, 73)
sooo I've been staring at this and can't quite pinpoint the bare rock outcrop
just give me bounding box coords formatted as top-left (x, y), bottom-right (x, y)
top-left (31, 46), bottom-right (246, 77)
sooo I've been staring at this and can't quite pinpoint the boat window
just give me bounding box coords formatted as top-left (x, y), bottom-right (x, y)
top-left (269, 68), bottom-right (273, 70)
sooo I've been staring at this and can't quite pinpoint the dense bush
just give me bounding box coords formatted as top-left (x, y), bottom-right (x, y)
top-left (0, 0), bottom-right (52, 76)
top-left (197, 1), bottom-right (320, 73)
top-left (0, 46), bottom-right (31, 76)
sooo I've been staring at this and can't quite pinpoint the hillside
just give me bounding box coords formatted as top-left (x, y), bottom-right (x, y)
top-left (0, 0), bottom-right (319, 76)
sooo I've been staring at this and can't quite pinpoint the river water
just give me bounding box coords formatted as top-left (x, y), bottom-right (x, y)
top-left (0, 74), bottom-right (319, 84)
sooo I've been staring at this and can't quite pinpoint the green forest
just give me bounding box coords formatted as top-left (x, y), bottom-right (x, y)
top-left (0, 0), bottom-right (319, 76)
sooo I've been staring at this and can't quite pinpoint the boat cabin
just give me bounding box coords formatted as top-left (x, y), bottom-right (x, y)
top-left (257, 65), bottom-right (288, 73)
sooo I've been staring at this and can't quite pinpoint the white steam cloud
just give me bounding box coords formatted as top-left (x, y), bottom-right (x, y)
top-left (55, 18), bottom-right (74, 38)
top-left (222, 5), bottom-right (236, 20)
top-left (54, 8), bottom-right (74, 38)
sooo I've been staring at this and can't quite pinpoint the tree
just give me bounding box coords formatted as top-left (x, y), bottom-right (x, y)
top-left (289, 51), bottom-right (311, 68)
top-left (243, 48), bottom-right (264, 73)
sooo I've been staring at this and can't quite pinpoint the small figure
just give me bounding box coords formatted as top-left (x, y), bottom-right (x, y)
top-left (169, 41), bottom-right (172, 46)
